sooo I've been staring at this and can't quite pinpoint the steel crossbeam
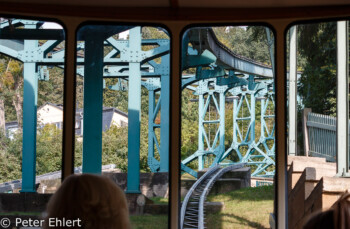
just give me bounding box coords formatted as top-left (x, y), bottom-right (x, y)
top-left (0, 18), bottom-right (277, 193)
top-left (0, 20), bottom-right (171, 192)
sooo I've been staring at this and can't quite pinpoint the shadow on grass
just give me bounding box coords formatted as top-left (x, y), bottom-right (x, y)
top-left (206, 185), bottom-right (274, 228)
top-left (222, 213), bottom-right (270, 229)
top-left (207, 212), bottom-right (270, 229)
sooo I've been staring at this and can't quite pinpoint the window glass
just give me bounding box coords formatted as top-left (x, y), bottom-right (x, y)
top-left (0, 18), bottom-right (65, 195)
top-left (181, 26), bottom-right (275, 228)
top-left (286, 21), bottom-right (350, 228)
top-left (75, 25), bottom-right (170, 228)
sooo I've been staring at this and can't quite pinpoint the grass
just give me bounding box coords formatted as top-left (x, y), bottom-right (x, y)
top-left (131, 185), bottom-right (274, 229)
top-left (130, 215), bottom-right (168, 229)
top-left (181, 173), bottom-right (196, 180)
top-left (149, 197), bottom-right (169, 204)
top-left (206, 185), bottom-right (274, 229)
top-left (130, 197), bottom-right (168, 228)
top-left (1, 186), bottom-right (273, 229)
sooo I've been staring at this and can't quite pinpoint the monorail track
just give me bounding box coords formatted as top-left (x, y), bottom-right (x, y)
top-left (180, 163), bottom-right (245, 229)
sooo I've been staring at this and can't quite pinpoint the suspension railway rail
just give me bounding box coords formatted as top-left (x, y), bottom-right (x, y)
top-left (180, 163), bottom-right (245, 229)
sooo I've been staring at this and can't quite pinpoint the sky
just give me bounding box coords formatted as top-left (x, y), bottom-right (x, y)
top-left (42, 22), bottom-right (63, 29)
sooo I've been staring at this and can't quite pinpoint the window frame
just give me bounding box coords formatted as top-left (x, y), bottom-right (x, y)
top-left (0, 4), bottom-right (350, 229)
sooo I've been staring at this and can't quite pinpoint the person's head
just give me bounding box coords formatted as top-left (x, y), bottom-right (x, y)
top-left (332, 191), bottom-right (350, 229)
top-left (303, 192), bottom-right (350, 229)
top-left (44, 174), bottom-right (130, 229)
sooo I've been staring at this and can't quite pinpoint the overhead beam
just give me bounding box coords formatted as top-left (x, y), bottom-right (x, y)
top-left (0, 29), bottom-right (65, 40)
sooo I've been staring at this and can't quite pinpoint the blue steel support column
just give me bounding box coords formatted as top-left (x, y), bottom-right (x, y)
top-left (261, 98), bottom-right (265, 138)
top-left (160, 73), bottom-right (170, 171)
top-left (219, 91), bottom-right (225, 150)
top-left (148, 90), bottom-right (156, 168)
top-left (21, 58), bottom-right (38, 192)
top-left (250, 93), bottom-right (256, 143)
top-left (198, 93), bottom-right (204, 170)
top-left (127, 27), bottom-right (142, 193)
top-left (82, 36), bottom-right (104, 174)
top-left (216, 91), bottom-right (225, 164)
top-left (233, 96), bottom-right (239, 158)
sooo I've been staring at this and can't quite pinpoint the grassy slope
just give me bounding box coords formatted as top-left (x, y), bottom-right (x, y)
top-left (130, 185), bottom-right (274, 229)
top-left (130, 215), bottom-right (168, 229)
top-left (130, 197), bottom-right (168, 229)
top-left (206, 185), bottom-right (274, 229)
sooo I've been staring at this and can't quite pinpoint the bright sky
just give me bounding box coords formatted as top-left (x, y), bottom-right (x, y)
top-left (42, 22), bottom-right (63, 29)
top-left (119, 30), bottom-right (129, 39)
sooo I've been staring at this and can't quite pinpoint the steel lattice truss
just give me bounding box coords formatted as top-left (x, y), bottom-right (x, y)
top-left (180, 28), bottom-right (275, 178)
top-left (181, 76), bottom-right (275, 178)
top-left (0, 19), bottom-right (170, 191)
top-left (0, 19), bottom-right (275, 192)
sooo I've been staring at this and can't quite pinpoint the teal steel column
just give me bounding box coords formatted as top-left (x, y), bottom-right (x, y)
top-left (261, 98), bottom-right (265, 138)
top-left (82, 36), bottom-right (104, 174)
top-left (21, 60), bottom-right (38, 192)
top-left (198, 93), bottom-right (204, 170)
top-left (160, 74), bottom-right (170, 172)
top-left (233, 96), bottom-right (242, 160)
top-left (21, 22), bottom-right (39, 192)
top-left (250, 93), bottom-right (256, 143)
top-left (127, 27), bottom-right (142, 193)
top-left (233, 97), bottom-right (238, 144)
top-left (219, 91), bottom-right (225, 150)
top-left (148, 90), bottom-right (156, 169)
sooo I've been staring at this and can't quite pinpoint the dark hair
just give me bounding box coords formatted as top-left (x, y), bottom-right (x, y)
top-left (303, 192), bottom-right (350, 229)
top-left (303, 210), bottom-right (334, 229)
top-left (44, 174), bottom-right (131, 229)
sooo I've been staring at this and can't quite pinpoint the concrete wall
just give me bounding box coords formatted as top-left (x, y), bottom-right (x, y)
top-left (103, 172), bottom-right (169, 198)
top-left (39, 168), bottom-right (251, 199)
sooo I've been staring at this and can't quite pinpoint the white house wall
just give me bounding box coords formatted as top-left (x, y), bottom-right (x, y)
top-left (37, 104), bottom-right (63, 126)
top-left (111, 112), bottom-right (128, 127)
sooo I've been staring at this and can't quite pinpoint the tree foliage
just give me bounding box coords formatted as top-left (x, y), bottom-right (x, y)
top-left (297, 22), bottom-right (337, 116)
top-left (213, 26), bottom-right (271, 65)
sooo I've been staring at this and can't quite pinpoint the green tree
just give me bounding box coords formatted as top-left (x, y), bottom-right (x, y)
top-left (36, 124), bottom-right (62, 175)
top-left (297, 22), bottom-right (337, 115)
top-left (0, 131), bottom-right (22, 183)
top-left (0, 57), bottom-right (23, 128)
top-left (38, 66), bottom-right (64, 107)
top-left (213, 26), bottom-right (271, 65)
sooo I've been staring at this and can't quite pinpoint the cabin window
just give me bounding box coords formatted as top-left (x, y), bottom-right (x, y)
top-left (0, 18), bottom-right (65, 194)
top-left (180, 25), bottom-right (276, 228)
top-left (75, 24), bottom-right (170, 227)
top-left (286, 20), bottom-right (350, 228)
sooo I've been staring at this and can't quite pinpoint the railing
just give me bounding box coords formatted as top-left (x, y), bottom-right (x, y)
top-left (306, 112), bottom-right (337, 162)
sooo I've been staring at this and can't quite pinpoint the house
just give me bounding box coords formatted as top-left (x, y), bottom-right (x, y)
top-left (75, 106), bottom-right (128, 135)
top-left (5, 103), bottom-right (128, 139)
top-left (37, 103), bottom-right (64, 129)
top-left (4, 121), bottom-right (19, 140)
